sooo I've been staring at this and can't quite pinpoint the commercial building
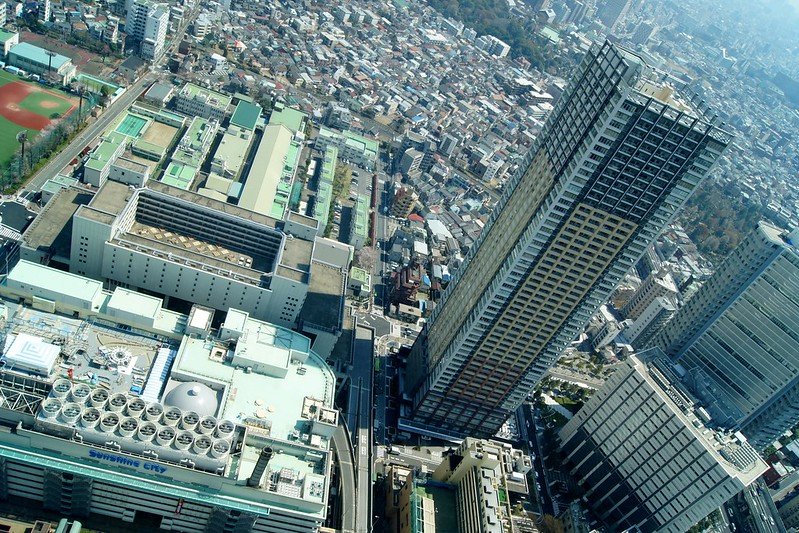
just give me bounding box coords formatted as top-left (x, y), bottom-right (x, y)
top-left (384, 465), bottom-right (457, 533)
top-left (84, 132), bottom-right (128, 187)
top-left (399, 148), bottom-right (424, 178)
top-left (474, 35), bottom-right (511, 58)
top-left (311, 147), bottom-right (337, 235)
top-left (314, 127), bottom-right (377, 171)
top-left (174, 83), bottom-right (232, 122)
top-left (163, 116), bottom-right (219, 189)
top-left (69, 180), bottom-right (314, 328)
top-left (623, 295), bottom-right (676, 349)
top-left (0, 30), bottom-right (18, 58)
top-left (649, 221), bottom-right (799, 450)
top-left (268, 103), bottom-right (308, 136)
top-left (7, 42), bottom-right (76, 84)
top-left (126, 0), bottom-right (168, 61)
top-left (620, 271), bottom-right (678, 320)
top-left (239, 124), bottom-right (300, 219)
top-left (0, 260), bottom-right (338, 532)
top-left (230, 101), bottom-right (262, 131)
top-left (432, 438), bottom-right (532, 533)
top-left (403, 41), bottom-right (730, 439)
top-left (209, 124), bottom-right (255, 183)
top-left (559, 351), bottom-right (767, 532)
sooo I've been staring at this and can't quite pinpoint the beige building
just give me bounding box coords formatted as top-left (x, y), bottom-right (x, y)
top-left (433, 438), bottom-right (532, 533)
top-left (620, 271), bottom-right (678, 320)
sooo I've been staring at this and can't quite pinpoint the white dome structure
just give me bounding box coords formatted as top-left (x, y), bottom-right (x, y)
top-left (164, 382), bottom-right (218, 416)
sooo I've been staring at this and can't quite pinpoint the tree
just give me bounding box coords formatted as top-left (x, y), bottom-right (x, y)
top-left (537, 515), bottom-right (565, 533)
top-left (355, 246), bottom-right (379, 271)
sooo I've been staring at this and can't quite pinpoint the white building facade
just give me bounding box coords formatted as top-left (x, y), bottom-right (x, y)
top-left (649, 221), bottom-right (799, 450)
top-left (559, 351), bottom-right (767, 531)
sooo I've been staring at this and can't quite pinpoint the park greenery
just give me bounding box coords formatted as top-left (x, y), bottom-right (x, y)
top-left (677, 179), bottom-right (767, 262)
top-left (426, 0), bottom-right (577, 73)
top-left (332, 163), bottom-right (353, 203)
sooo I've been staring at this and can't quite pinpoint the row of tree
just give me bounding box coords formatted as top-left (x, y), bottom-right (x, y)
top-left (1, 92), bottom-right (98, 192)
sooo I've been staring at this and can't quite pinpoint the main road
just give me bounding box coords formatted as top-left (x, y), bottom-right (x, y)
top-left (23, 5), bottom-right (199, 193)
top-left (347, 324), bottom-right (375, 532)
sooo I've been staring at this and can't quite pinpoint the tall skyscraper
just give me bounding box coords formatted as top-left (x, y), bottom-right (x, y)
top-left (559, 350), bottom-right (767, 532)
top-left (649, 221), bottom-right (799, 450)
top-left (597, 0), bottom-right (633, 33)
top-left (403, 41), bottom-right (730, 440)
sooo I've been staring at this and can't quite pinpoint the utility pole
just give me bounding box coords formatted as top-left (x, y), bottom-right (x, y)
top-left (45, 50), bottom-right (56, 79)
top-left (15, 131), bottom-right (27, 180)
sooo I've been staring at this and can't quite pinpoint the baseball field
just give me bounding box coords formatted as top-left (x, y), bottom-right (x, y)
top-left (0, 69), bottom-right (78, 166)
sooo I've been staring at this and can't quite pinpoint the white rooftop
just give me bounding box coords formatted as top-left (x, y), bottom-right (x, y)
top-left (4, 333), bottom-right (59, 376)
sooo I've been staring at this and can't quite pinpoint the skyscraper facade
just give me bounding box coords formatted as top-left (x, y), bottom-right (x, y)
top-left (559, 350), bottom-right (766, 532)
top-left (403, 41), bottom-right (730, 439)
top-left (597, 0), bottom-right (633, 33)
top-left (649, 221), bottom-right (799, 449)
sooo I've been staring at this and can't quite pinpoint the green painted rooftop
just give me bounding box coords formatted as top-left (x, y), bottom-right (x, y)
top-left (161, 162), bottom-right (197, 190)
top-left (85, 132), bottom-right (126, 171)
top-left (0, 30), bottom-right (17, 43)
top-left (268, 104), bottom-right (307, 134)
top-left (230, 101), bottom-right (262, 131)
top-left (180, 83), bottom-right (232, 108)
top-left (9, 42), bottom-right (71, 69)
top-left (353, 195), bottom-right (369, 237)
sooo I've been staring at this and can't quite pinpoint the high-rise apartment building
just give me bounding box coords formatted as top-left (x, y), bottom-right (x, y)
top-left (127, 0), bottom-right (168, 61)
top-left (559, 350), bottom-right (767, 532)
top-left (403, 41), bottom-right (730, 440)
top-left (649, 221), bottom-right (799, 449)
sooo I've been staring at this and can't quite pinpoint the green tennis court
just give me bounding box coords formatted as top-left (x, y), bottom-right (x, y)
top-left (116, 113), bottom-right (149, 138)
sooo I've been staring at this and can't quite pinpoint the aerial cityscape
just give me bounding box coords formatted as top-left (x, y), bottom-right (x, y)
top-left (0, 0), bottom-right (795, 531)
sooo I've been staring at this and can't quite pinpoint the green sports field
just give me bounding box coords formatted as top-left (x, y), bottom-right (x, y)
top-left (0, 116), bottom-right (37, 166)
top-left (18, 91), bottom-right (74, 117)
top-left (0, 69), bottom-right (77, 167)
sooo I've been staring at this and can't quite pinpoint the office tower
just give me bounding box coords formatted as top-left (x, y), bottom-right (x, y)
top-left (127, 0), bottom-right (168, 61)
top-left (624, 295), bottom-right (676, 349)
top-left (597, 0), bottom-right (633, 33)
top-left (403, 41), bottom-right (730, 440)
top-left (620, 271), bottom-right (677, 320)
top-left (559, 351), bottom-right (767, 532)
top-left (649, 221), bottom-right (799, 450)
